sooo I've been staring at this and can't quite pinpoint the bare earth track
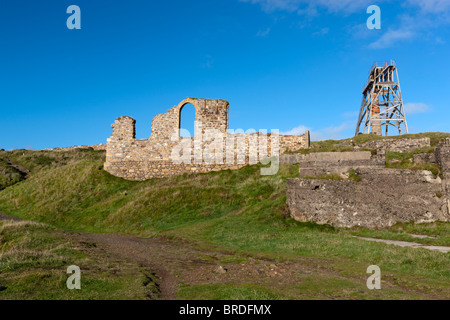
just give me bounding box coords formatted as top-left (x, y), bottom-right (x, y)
top-left (0, 212), bottom-right (446, 300)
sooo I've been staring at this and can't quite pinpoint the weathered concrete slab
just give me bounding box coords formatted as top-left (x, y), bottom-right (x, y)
top-left (286, 168), bottom-right (449, 229)
top-left (413, 152), bottom-right (437, 164)
top-left (306, 151), bottom-right (372, 161)
top-left (436, 138), bottom-right (450, 171)
top-left (286, 151), bottom-right (386, 177)
top-left (280, 151), bottom-right (372, 164)
top-left (358, 137), bottom-right (430, 153)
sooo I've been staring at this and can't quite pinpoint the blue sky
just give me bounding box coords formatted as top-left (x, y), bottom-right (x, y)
top-left (1, 0), bottom-right (449, 150)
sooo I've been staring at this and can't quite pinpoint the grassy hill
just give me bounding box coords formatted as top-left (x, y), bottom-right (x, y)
top-left (0, 219), bottom-right (158, 300)
top-left (0, 134), bottom-right (449, 299)
top-left (0, 158), bottom-right (26, 191)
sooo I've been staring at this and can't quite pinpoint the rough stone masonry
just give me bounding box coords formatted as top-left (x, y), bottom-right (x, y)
top-left (286, 139), bottom-right (450, 228)
top-left (281, 150), bottom-right (385, 177)
top-left (104, 97), bottom-right (310, 180)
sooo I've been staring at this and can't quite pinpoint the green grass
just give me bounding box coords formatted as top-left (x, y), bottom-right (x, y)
top-left (348, 132), bottom-right (450, 146)
top-left (0, 149), bottom-right (105, 175)
top-left (348, 169), bottom-right (362, 182)
top-left (350, 222), bottom-right (450, 247)
top-left (0, 141), bottom-right (449, 299)
top-left (286, 140), bottom-right (356, 154)
top-left (173, 204), bottom-right (449, 283)
top-left (0, 158), bottom-right (26, 190)
top-left (0, 220), bottom-right (159, 300)
top-left (0, 156), bottom-right (448, 287)
top-left (303, 170), bottom-right (362, 182)
top-left (287, 132), bottom-right (450, 154)
top-left (302, 170), bottom-right (361, 182)
top-left (178, 283), bottom-right (288, 300)
top-left (385, 148), bottom-right (442, 177)
top-left (178, 274), bottom-right (438, 300)
top-left (287, 134), bottom-right (444, 178)
top-left (0, 161), bottom-right (298, 234)
top-left (303, 173), bottom-right (345, 180)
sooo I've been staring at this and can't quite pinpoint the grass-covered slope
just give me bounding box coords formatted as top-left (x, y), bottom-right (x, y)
top-left (0, 148), bottom-right (105, 173)
top-left (0, 159), bottom-right (26, 190)
top-left (0, 134), bottom-right (449, 299)
top-left (0, 148), bottom-right (105, 191)
top-left (0, 159), bottom-right (297, 234)
top-left (0, 219), bottom-right (158, 300)
top-left (0, 153), bottom-right (448, 286)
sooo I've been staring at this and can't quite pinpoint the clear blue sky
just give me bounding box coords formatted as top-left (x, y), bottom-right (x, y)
top-left (1, 0), bottom-right (449, 150)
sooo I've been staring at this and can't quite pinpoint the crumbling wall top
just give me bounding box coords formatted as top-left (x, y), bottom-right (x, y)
top-left (150, 97), bottom-right (229, 140)
top-left (110, 116), bottom-right (136, 141)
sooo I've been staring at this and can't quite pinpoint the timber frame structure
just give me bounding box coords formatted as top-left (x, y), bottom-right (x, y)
top-left (355, 60), bottom-right (408, 136)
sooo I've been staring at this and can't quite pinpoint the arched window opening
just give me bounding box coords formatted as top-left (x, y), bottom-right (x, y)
top-left (179, 103), bottom-right (196, 137)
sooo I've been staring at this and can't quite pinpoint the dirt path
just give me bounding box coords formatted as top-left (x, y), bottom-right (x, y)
top-left (4, 158), bottom-right (30, 179)
top-left (0, 212), bottom-right (22, 222)
top-left (355, 236), bottom-right (450, 253)
top-left (0, 212), bottom-right (344, 299)
top-left (1, 212), bottom-right (446, 299)
top-left (79, 233), bottom-right (187, 299)
top-left (76, 232), bottom-right (321, 300)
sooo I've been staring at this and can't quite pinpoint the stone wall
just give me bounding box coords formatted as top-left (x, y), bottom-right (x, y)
top-left (105, 98), bottom-right (310, 180)
top-left (111, 116), bottom-right (136, 141)
top-left (280, 151), bottom-right (385, 177)
top-left (358, 137), bottom-right (430, 152)
top-left (278, 130), bottom-right (310, 153)
top-left (412, 138), bottom-right (450, 168)
top-left (435, 138), bottom-right (450, 171)
top-left (150, 98), bottom-right (229, 139)
top-left (413, 152), bottom-right (437, 164)
top-left (286, 168), bottom-right (449, 229)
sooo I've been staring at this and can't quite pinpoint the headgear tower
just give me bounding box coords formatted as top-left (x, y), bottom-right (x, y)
top-left (355, 60), bottom-right (408, 136)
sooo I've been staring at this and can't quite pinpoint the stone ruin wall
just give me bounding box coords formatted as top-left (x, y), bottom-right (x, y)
top-left (280, 137), bottom-right (431, 167)
top-left (150, 98), bottom-right (229, 139)
top-left (435, 138), bottom-right (450, 171)
top-left (281, 151), bottom-right (385, 177)
top-left (286, 138), bottom-right (450, 229)
top-left (104, 98), bottom-right (310, 180)
top-left (104, 97), bottom-right (450, 228)
top-left (357, 137), bottom-right (431, 152)
top-left (287, 168), bottom-right (449, 229)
